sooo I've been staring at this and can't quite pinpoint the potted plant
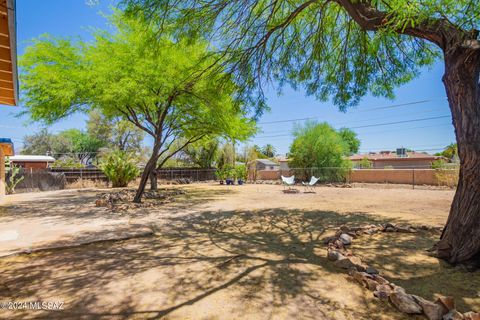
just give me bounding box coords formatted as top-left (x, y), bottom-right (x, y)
top-left (224, 164), bottom-right (235, 185)
top-left (215, 167), bottom-right (226, 184)
top-left (235, 165), bottom-right (247, 185)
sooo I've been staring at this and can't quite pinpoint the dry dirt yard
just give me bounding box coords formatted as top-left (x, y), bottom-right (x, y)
top-left (0, 183), bottom-right (478, 320)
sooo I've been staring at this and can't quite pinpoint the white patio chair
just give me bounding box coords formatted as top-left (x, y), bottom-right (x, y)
top-left (302, 176), bottom-right (320, 193)
top-left (281, 175), bottom-right (295, 191)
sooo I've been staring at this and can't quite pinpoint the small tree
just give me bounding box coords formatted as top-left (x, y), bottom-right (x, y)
top-left (99, 150), bottom-right (140, 188)
top-left (289, 121), bottom-right (351, 182)
top-left (358, 157), bottom-right (372, 169)
top-left (338, 128), bottom-right (360, 156)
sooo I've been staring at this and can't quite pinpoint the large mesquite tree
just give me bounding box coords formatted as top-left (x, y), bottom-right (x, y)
top-left (20, 12), bottom-right (255, 202)
top-left (124, 0), bottom-right (480, 264)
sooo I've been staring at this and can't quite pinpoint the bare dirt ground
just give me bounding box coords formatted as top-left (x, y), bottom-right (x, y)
top-left (0, 183), bottom-right (477, 320)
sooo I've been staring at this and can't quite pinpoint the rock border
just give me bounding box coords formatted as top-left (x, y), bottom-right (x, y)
top-left (324, 223), bottom-right (479, 320)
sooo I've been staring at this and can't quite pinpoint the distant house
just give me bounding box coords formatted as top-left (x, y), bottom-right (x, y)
top-left (275, 156), bottom-right (290, 171)
top-left (9, 155), bottom-right (56, 170)
top-left (249, 159), bottom-right (280, 171)
top-left (349, 149), bottom-right (445, 169)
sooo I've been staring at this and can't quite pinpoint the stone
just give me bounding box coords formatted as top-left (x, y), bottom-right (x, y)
top-left (372, 274), bottom-right (389, 285)
top-left (323, 236), bottom-right (337, 245)
top-left (374, 284), bottom-right (392, 301)
top-left (389, 290), bottom-right (422, 314)
top-left (385, 226), bottom-right (396, 232)
top-left (396, 225), bottom-right (417, 233)
top-left (366, 266), bottom-right (379, 275)
top-left (340, 225), bottom-right (350, 233)
top-left (327, 249), bottom-right (345, 261)
top-left (365, 278), bottom-right (379, 291)
top-left (333, 239), bottom-right (345, 250)
top-left (463, 312), bottom-right (480, 320)
top-left (412, 295), bottom-right (446, 320)
top-left (95, 198), bottom-right (108, 207)
top-left (339, 233), bottom-right (353, 245)
top-left (436, 296), bottom-right (455, 312)
top-left (443, 310), bottom-right (465, 320)
top-left (334, 256), bottom-right (365, 271)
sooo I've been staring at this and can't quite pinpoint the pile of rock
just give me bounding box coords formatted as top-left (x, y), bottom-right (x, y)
top-left (324, 224), bottom-right (479, 320)
top-left (95, 188), bottom-right (186, 210)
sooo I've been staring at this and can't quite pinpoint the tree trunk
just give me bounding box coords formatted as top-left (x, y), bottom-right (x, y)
top-left (150, 170), bottom-right (158, 191)
top-left (434, 46), bottom-right (480, 264)
top-left (133, 139), bottom-right (161, 203)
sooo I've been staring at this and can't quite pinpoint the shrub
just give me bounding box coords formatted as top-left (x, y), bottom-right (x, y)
top-left (99, 150), bottom-right (139, 187)
top-left (235, 165), bottom-right (247, 181)
top-left (51, 158), bottom-right (85, 168)
top-left (5, 161), bottom-right (24, 194)
top-left (433, 161), bottom-right (459, 188)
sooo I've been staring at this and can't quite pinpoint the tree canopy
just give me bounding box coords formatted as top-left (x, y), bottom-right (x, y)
top-left (123, 0), bottom-right (478, 110)
top-left (289, 121), bottom-right (352, 181)
top-left (338, 128), bottom-right (360, 155)
top-left (20, 11), bottom-right (255, 201)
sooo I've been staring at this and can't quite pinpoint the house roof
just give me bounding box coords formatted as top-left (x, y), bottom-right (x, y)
top-left (0, 0), bottom-right (18, 106)
top-left (256, 159), bottom-right (279, 166)
top-left (9, 155), bottom-right (56, 162)
top-left (349, 152), bottom-right (443, 161)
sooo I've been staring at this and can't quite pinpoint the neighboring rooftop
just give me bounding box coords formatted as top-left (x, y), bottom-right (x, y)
top-left (349, 151), bottom-right (443, 161)
top-left (254, 159), bottom-right (279, 166)
top-left (9, 155), bottom-right (56, 162)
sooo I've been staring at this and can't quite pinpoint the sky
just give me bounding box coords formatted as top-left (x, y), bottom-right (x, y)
top-left (0, 0), bottom-right (455, 156)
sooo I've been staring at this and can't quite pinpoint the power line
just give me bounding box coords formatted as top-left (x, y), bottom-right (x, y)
top-left (258, 98), bottom-right (446, 124)
top-left (253, 115), bottom-right (451, 139)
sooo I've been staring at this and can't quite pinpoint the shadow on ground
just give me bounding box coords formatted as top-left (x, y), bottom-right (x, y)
top-left (0, 187), bottom-right (235, 224)
top-left (0, 206), bottom-right (457, 319)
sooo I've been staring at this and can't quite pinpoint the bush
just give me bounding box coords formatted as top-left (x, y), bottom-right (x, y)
top-left (235, 165), bottom-right (247, 181)
top-left (433, 160), bottom-right (459, 188)
top-left (51, 158), bottom-right (85, 168)
top-left (99, 150), bottom-right (139, 187)
top-left (289, 121), bottom-right (352, 182)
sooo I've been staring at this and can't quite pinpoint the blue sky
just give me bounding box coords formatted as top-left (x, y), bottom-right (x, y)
top-left (0, 0), bottom-right (455, 156)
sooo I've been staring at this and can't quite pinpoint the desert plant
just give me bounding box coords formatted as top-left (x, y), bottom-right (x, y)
top-left (99, 150), bottom-right (139, 188)
top-left (5, 160), bottom-right (24, 194)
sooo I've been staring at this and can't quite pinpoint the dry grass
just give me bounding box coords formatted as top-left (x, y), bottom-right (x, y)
top-left (0, 183), bottom-right (475, 319)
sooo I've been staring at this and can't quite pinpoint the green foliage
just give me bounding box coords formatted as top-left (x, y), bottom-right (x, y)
top-left (358, 157), bottom-right (372, 169)
top-left (261, 144), bottom-right (276, 158)
top-left (182, 138), bottom-right (219, 168)
top-left (120, 0), bottom-right (472, 110)
top-left (22, 129), bottom-right (71, 156)
top-left (87, 110), bottom-right (144, 153)
top-left (22, 128), bottom-right (104, 164)
top-left (289, 121), bottom-right (352, 181)
top-left (20, 10), bottom-right (256, 201)
top-left (99, 150), bottom-right (140, 188)
top-left (436, 143), bottom-right (458, 160)
top-left (50, 158), bottom-right (85, 169)
top-left (235, 164), bottom-right (247, 181)
top-left (338, 128), bottom-right (360, 155)
top-left (4, 160), bottom-right (24, 194)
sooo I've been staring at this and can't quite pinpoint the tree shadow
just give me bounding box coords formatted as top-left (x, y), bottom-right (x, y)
top-left (0, 208), bottom-right (461, 319)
